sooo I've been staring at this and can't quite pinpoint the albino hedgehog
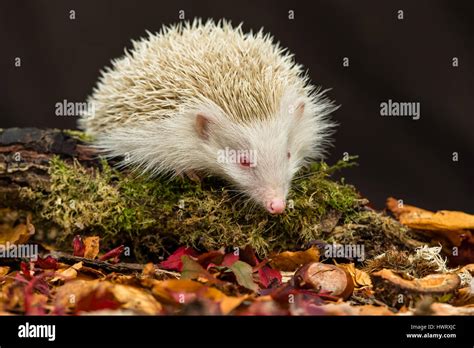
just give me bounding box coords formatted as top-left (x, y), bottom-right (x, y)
top-left (79, 19), bottom-right (338, 214)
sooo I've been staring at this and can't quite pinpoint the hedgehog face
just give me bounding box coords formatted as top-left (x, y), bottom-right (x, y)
top-left (194, 100), bottom-right (314, 214)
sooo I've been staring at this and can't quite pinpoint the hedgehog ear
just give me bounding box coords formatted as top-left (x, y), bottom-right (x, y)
top-left (293, 101), bottom-right (305, 119)
top-left (195, 114), bottom-right (213, 140)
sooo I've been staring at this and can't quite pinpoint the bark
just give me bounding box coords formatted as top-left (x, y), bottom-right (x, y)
top-left (0, 128), bottom-right (98, 209)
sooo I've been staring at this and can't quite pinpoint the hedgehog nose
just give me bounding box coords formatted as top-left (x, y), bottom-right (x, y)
top-left (266, 199), bottom-right (286, 214)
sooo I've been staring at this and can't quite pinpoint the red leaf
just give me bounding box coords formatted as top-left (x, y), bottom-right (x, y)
top-left (159, 246), bottom-right (198, 271)
top-left (258, 265), bottom-right (282, 288)
top-left (239, 246), bottom-right (259, 267)
top-left (196, 250), bottom-right (224, 268)
top-left (75, 288), bottom-right (121, 313)
top-left (222, 253), bottom-right (239, 267)
top-left (20, 261), bottom-right (32, 280)
top-left (24, 274), bottom-right (50, 315)
top-left (35, 256), bottom-right (59, 270)
top-left (73, 235), bottom-right (85, 257)
top-left (99, 245), bottom-right (124, 262)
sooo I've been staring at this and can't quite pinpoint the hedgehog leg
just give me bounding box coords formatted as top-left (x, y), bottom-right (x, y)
top-left (178, 169), bottom-right (202, 183)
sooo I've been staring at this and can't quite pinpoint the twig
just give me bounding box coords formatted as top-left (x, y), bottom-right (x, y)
top-left (50, 251), bottom-right (179, 277)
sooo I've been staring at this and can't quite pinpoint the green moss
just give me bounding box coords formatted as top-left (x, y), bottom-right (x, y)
top-left (28, 155), bottom-right (368, 260)
top-left (63, 129), bottom-right (94, 143)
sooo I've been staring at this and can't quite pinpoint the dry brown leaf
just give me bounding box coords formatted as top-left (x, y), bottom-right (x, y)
top-left (356, 305), bottom-right (395, 315)
top-left (0, 217), bottom-right (34, 245)
top-left (386, 197), bottom-right (431, 218)
top-left (111, 283), bottom-right (162, 314)
top-left (0, 275), bottom-right (24, 311)
top-left (337, 263), bottom-right (372, 288)
top-left (318, 302), bottom-right (394, 315)
top-left (55, 279), bottom-right (162, 315)
top-left (387, 197), bottom-right (474, 231)
top-left (150, 279), bottom-right (246, 314)
top-left (150, 279), bottom-right (202, 302)
top-left (458, 264), bottom-right (474, 275)
top-left (453, 287), bottom-right (474, 306)
top-left (429, 303), bottom-right (474, 315)
top-left (400, 211), bottom-right (474, 231)
top-left (372, 269), bottom-right (461, 294)
top-left (51, 262), bottom-right (83, 282)
top-left (0, 266), bottom-right (10, 277)
top-left (219, 296), bottom-right (247, 315)
top-left (83, 236), bottom-right (100, 259)
top-left (142, 263), bottom-right (156, 278)
top-left (270, 247), bottom-right (320, 271)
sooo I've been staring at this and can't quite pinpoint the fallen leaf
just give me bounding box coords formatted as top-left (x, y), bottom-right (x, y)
top-left (257, 265), bottom-right (282, 288)
top-left (239, 299), bottom-right (289, 315)
top-left (372, 269), bottom-right (461, 297)
top-left (108, 283), bottom-right (162, 315)
top-left (196, 249), bottom-right (225, 268)
top-left (51, 262), bottom-right (83, 282)
top-left (238, 246), bottom-right (259, 267)
top-left (83, 236), bottom-right (100, 259)
top-left (20, 261), bottom-right (32, 280)
top-left (0, 266), bottom-right (10, 277)
top-left (317, 302), bottom-right (394, 316)
top-left (73, 235), bottom-right (85, 257)
top-left (219, 295), bottom-right (247, 315)
top-left (387, 197), bottom-right (474, 232)
top-left (99, 245), bottom-right (124, 262)
top-left (150, 279), bottom-right (245, 314)
top-left (24, 274), bottom-right (50, 315)
top-left (56, 280), bottom-right (162, 314)
top-left (142, 263), bottom-right (156, 278)
top-left (181, 255), bottom-right (217, 283)
top-left (159, 246), bottom-right (197, 271)
top-left (35, 256), bottom-right (59, 270)
top-left (429, 302), bottom-right (474, 315)
top-left (337, 263), bottom-right (372, 288)
top-left (75, 283), bottom-right (121, 312)
top-left (221, 253), bottom-right (239, 267)
top-left (453, 287), bottom-right (474, 306)
top-left (0, 223), bottom-right (32, 245)
top-left (228, 261), bottom-right (258, 292)
top-left (270, 247), bottom-right (320, 271)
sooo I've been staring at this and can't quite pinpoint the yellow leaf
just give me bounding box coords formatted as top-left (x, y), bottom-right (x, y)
top-left (150, 279), bottom-right (245, 314)
top-left (52, 262), bottom-right (83, 282)
top-left (337, 263), bottom-right (372, 288)
top-left (270, 247), bottom-right (320, 271)
top-left (0, 266), bottom-right (10, 277)
top-left (220, 295), bottom-right (247, 315)
top-left (387, 197), bottom-right (474, 230)
top-left (83, 236), bottom-right (100, 259)
top-left (0, 215), bottom-right (34, 245)
top-left (55, 280), bottom-right (162, 314)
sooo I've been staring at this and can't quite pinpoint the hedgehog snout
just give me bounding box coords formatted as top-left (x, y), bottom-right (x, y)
top-left (265, 198), bottom-right (286, 214)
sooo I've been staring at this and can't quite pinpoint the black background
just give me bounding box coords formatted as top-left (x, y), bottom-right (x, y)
top-left (0, 315), bottom-right (472, 346)
top-left (1, 0), bottom-right (473, 212)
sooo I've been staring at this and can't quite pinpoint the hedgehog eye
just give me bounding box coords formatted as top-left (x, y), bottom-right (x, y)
top-left (238, 155), bottom-right (252, 168)
top-left (287, 151), bottom-right (291, 160)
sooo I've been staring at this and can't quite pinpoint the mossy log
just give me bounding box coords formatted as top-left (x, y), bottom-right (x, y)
top-left (0, 128), bottom-right (98, 207)
top-left (0, 128), bottom-right (426, 261)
